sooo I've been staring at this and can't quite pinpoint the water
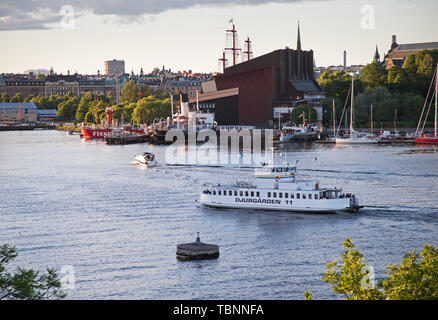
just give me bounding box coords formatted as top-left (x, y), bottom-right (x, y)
top-left (0, 130), bottom-right (437, 299)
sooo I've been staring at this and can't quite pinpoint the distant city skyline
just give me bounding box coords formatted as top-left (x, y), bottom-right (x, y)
top-left (0, 0), bottom-right (437, 74)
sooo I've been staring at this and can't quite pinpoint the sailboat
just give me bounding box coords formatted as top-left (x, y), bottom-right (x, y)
top-left (415, 62), bottom-right (438, 144)
top-left (336, 73), bottom-right (377, 144)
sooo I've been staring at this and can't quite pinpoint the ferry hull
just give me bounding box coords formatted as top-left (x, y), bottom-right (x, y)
top-left (200, 194), bottom-right (359, 214)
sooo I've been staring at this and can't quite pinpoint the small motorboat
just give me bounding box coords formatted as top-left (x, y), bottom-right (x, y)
top-left (133, 152), bottom-right (158, 167)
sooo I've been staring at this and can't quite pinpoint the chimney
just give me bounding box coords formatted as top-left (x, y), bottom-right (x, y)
top-left (343, 50), bottom-right (347, 68)
top-left (391, 35), bottom-right (398, 49)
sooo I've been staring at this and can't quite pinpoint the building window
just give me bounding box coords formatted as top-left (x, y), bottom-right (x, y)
top-left (245, 191), bottom-right (249, 197)
top-left (234, 191), bottom-right (237, 196)
top-left (285, 193), bottom-right (288, 199)
top-left (240, 191), bottom-right (243, 197)
top-left (218, 190), bottom-right (221, 196)
top-left (297, 193), bottom-right (300, 199)
top-left (291, 193), bottom-right (294, 199)
top-left (256, 192), bottom-right (260, 197)
top-left (213, 190), bottom-right (216, 195)
top-left (251, 191), bottom-right (254, 197)
top-left (315, 194), bottom-right (318, 200)
top-left (309, 194), bottom-right (312, 199)
top-left (229, 190), bottom-right (232, 196)
top-left (268, 192), bottom-right (271, 198)
top-left (273, 192), bottom-right (277, 198)
top-left (303, 194), bottom-right (307, 199)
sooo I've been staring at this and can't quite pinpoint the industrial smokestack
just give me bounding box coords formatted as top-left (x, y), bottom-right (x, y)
top-left (343, 50), bottom-right (347, 68)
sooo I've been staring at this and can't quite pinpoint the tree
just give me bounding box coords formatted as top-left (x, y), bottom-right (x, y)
top-left (75, 91), bottom-right (95, 121)
top-left (381, 243), bottom-right (438, 300)
top-left (307, 239), bottom-right (438, 300)
top-left (121, 80), bottom-right (140, 104)
top-left (0, 244), bottom-right (66, 300)
top-left (359, 62), bottom-right (387, 90)
top-left (322, 238), bottom-right (384, 300)
top-left (318, 69), bottom-right (353, 101)
top-left (289, 104), bottom-right (317, 124)
top-left (57, 98), bottom-right (78, 121)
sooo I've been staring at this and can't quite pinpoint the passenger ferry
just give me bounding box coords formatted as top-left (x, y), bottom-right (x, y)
top-left (200, 163), bottom-right (362, 213)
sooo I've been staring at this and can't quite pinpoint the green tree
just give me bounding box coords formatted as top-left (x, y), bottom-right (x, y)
top-left (75, 91), bottom-right (95, 121)
top-left (289, 104), bottom-right (317, 124)
top-left (308, 239), bottom-right (438, 300)
top-left (1, 93), bottom-right (11, 102)
top-left (381, 243), bottom-right (438, 300)
top-left (322, 238), bottom-right (384, 300)
top-left (121, 80), bottom-right (140, 104)
top-left (57, 97), bottom-right (79, 121)
top-left (0, 244), bottom-right (66, 300)
top-left (359, 62), bottom-right (387, 90)
top-left (10, 93), bottom-right (24, 103)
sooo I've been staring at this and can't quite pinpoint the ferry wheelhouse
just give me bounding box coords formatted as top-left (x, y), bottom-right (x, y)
top-left (200, 163), bottom-right (362, 213)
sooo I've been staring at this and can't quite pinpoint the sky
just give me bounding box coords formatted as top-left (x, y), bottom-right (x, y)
top-left (0, 0), bottom-right (437, 75)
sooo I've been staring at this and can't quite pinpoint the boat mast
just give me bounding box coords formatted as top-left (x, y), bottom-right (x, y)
top-left (370, 104), bottom-right (373, 133)
top-left (332, 98), bottom-right (336, 137)
top-left (350, 73), bottom-right (355, 133)
top-left (435, 62), bottom-right (438, 138)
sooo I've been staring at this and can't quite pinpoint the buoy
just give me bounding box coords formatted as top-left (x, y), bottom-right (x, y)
top-left (176, 233), bottom-right (219, 261)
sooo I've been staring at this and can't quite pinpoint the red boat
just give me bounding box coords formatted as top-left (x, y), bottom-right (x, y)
top-left (81, 126), bottom-right (144, 138)
top-left (415, 135), bottom-right (438, 144)
top-left (80, 105), bottom-right (144, 138)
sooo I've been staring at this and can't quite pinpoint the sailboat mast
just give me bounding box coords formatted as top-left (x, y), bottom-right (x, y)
top-left (333, 98), bottom-right (336, 137)
top-left (435, 62), bottom-right (437, 137)
top-left (370, 104), bottom-right (373, 133)
top-left (350, 73), bottom-right (355, 132)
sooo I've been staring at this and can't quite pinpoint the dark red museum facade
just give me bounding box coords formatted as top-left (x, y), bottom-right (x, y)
top-left (190, 47), bottom-right (324, 127)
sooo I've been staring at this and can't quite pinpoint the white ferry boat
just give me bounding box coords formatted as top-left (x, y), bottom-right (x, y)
top-left (200, 163), bottom-right (362, 213)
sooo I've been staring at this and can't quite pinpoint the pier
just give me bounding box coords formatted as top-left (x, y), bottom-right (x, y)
top-left (105, 133), bottom-right (149, 145)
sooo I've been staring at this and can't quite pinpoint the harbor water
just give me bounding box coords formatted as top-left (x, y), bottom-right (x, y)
top-left (1, 130), bottom-right (437, 299)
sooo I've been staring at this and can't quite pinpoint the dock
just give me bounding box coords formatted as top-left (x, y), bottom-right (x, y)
top-left (105, 134), bottom-right (149, 145)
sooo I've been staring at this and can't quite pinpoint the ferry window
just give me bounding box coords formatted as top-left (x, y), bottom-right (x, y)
top-left (309, 194), bottom-right (312, 199)
top-left (224, 191), bottom-right (227, 196)
top-left (315, 194), bottom-right (318, 200)
top-left (251, 191), bottom-right (254, 197)
top-left (303, 194), bottom-right (306, 199)
top-left (240, 191), bottom-right (243, 197)
top-left (213, 190), bottom-right (216, 195)
top-left (256, 192), bottom-right (260, 197)
top-left (218, 190), bottom-right (221, 195)
top-left (245, 191), bottom-right (249, 197)
top-left (268, 192), bottom-right (271, 197)
top-left (297, 193), bottom-right (300, 199)
top-left (229, 190), bottom-right (232, 196)
top-left (279, 193), bottom-right (283, 198)
top-left (273, 192), bottom-right (277, 198)
top-left (291, 193), bottom-right (294, 199)
top-left (285, 193), bottom-right (288, 199)
top-left (234, 191), bottom-right (237, 196)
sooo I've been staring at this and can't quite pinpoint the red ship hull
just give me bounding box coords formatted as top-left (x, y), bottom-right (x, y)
top-left (81, 127), bottom-right (144, 138)
top-left (415, 136), bottom-right (438, 144)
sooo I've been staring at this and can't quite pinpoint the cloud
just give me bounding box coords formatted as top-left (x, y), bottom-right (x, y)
top-left (0, 0), bottom-right (307, 31)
